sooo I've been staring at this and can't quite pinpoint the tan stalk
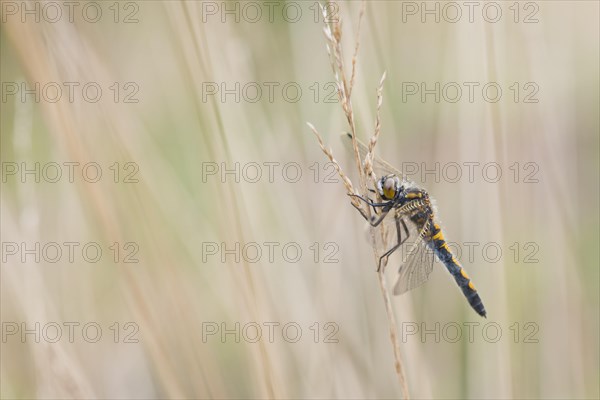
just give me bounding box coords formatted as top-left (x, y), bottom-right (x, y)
top-left (309, 2), bottom-right (410, 398)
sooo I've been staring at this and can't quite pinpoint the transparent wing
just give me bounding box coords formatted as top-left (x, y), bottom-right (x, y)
top-left (383, 217), bottom-right (435, 295)
top-left (341, 132), bottom-right (416, 186)
top-left (393, 234), bottom-right (436, 295)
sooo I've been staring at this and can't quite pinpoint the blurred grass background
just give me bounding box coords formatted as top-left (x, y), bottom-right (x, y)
top-left (1, 1), bottom-right (599, 399)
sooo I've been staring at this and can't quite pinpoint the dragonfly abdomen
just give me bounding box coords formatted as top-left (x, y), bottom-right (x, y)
top-left (428, 223), bottom-right (487, 318)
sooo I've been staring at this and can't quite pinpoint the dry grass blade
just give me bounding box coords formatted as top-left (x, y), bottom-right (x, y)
top-left (348, 1), bottom-right (366, 99)
top-left (321, 2), bottom-right (363, 190)
top-left (362, 71), bottom-right (409, 399)
top-left (309, 2), bottom-right (410, 398)
top-left (364, 71), bottom-right (387, 183)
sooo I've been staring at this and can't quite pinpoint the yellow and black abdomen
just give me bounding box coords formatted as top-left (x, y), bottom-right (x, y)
top-left (428, 223), bottom-right (487, 318)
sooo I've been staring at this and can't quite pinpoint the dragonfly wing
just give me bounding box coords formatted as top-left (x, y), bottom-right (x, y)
top-left (392, 219), bottom-right (436, 295)
top-left (367, 209), bottom-right (435, 295)
top-left (341, 133), bottom-right (415, 185)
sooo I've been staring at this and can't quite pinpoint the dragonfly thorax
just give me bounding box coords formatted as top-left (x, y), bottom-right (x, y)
top-left (377, 174), bottom-right (403, 201)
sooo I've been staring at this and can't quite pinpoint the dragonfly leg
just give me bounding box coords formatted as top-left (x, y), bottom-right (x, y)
top-left (348, 194), bottom-right (393, 224)
top-left (367, 189), bottom-right (377, 214)
top-left (347, 193), bottom-right (390, 208)
top-left (377, 216), bottom-right (406, 272)
top-left (399, 218), bottom-right (410, 245)
top-left (350, 201), bottom-right (371, 221)
top-left (368, 208), bottom-right (393, 227)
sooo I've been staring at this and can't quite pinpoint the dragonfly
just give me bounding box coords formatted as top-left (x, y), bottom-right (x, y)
top-left (343, 133), bottom-right (487, 317)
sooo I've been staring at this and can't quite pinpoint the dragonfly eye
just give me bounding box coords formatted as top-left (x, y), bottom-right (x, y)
top-left (381, 176), bottom-right (398, 200)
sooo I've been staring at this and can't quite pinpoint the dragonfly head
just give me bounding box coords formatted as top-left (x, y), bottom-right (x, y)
top-left (377, 175), bottom-right (403, 201)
